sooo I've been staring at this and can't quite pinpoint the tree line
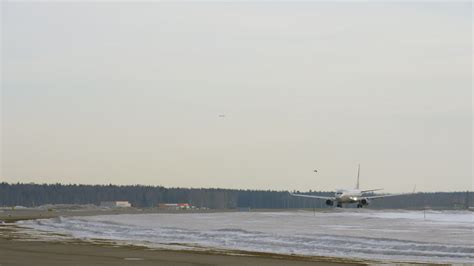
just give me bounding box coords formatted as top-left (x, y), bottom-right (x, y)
top-left (0, 182), bottom-right (470, 209)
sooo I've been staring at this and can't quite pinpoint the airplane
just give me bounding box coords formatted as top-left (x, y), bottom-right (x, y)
top-left (290, 165), bottom-right (414, 208)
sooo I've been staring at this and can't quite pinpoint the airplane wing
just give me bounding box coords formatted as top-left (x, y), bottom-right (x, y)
top-left (361, 188), bottom-right (384, 193)
top-left (364, 186), bottom-right (416, 200)
top-left (289, 193), bottom-right (334, 200)
top-left (364, 192), bottom-right (414, 200)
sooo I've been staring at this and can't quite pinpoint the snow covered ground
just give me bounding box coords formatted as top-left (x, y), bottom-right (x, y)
top-left (18, 209), bottom-right (473, 264)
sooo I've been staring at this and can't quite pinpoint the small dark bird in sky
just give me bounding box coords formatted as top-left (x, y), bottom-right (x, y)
top-left (313, 170), bottom-right (318, 173)
top-left (219, 114), bottom-right (226, 118)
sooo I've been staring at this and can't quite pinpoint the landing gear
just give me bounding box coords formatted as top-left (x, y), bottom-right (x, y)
top-left (357, 204), bottom-right (362, 208)
top-left (336, 203), bottom-right (342, 208)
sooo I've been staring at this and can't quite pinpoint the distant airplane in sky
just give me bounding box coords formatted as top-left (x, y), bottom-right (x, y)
top-left (290, 165), bottom-right (415, 208)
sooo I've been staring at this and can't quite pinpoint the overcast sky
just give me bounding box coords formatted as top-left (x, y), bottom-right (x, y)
top-left (1, 2), bottom-right (472, 192)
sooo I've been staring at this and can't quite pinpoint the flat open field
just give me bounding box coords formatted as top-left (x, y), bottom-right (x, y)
top-left (1, 208), bottom-right (472, 265)
top-left (0, 209), bottom-right (359, 266)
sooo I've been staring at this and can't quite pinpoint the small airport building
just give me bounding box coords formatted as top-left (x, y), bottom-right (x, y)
top-left (100, 201), bottom-right (132, 208)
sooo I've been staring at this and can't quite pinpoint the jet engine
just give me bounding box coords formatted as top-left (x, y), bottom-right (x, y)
top-left (325, 199), bottom-right (334, 206)
top-left (360, 199), bottom-right (370, 206)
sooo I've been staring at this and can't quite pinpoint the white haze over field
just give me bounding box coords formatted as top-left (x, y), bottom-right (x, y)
top-left (19, 210), bottom-right (474, 264)
top-left (1, 2), bottom-right (472, 191)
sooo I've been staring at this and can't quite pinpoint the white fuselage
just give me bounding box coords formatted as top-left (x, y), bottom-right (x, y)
top-left (334, 189), bottom-right (363, 203)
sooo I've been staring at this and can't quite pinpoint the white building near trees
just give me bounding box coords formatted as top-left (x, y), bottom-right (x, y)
top-left (100, 201), bottom-right (131, 208)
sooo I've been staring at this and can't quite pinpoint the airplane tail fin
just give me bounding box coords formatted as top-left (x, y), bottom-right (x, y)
top-left (356, 164), bottom-right (360, 190)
